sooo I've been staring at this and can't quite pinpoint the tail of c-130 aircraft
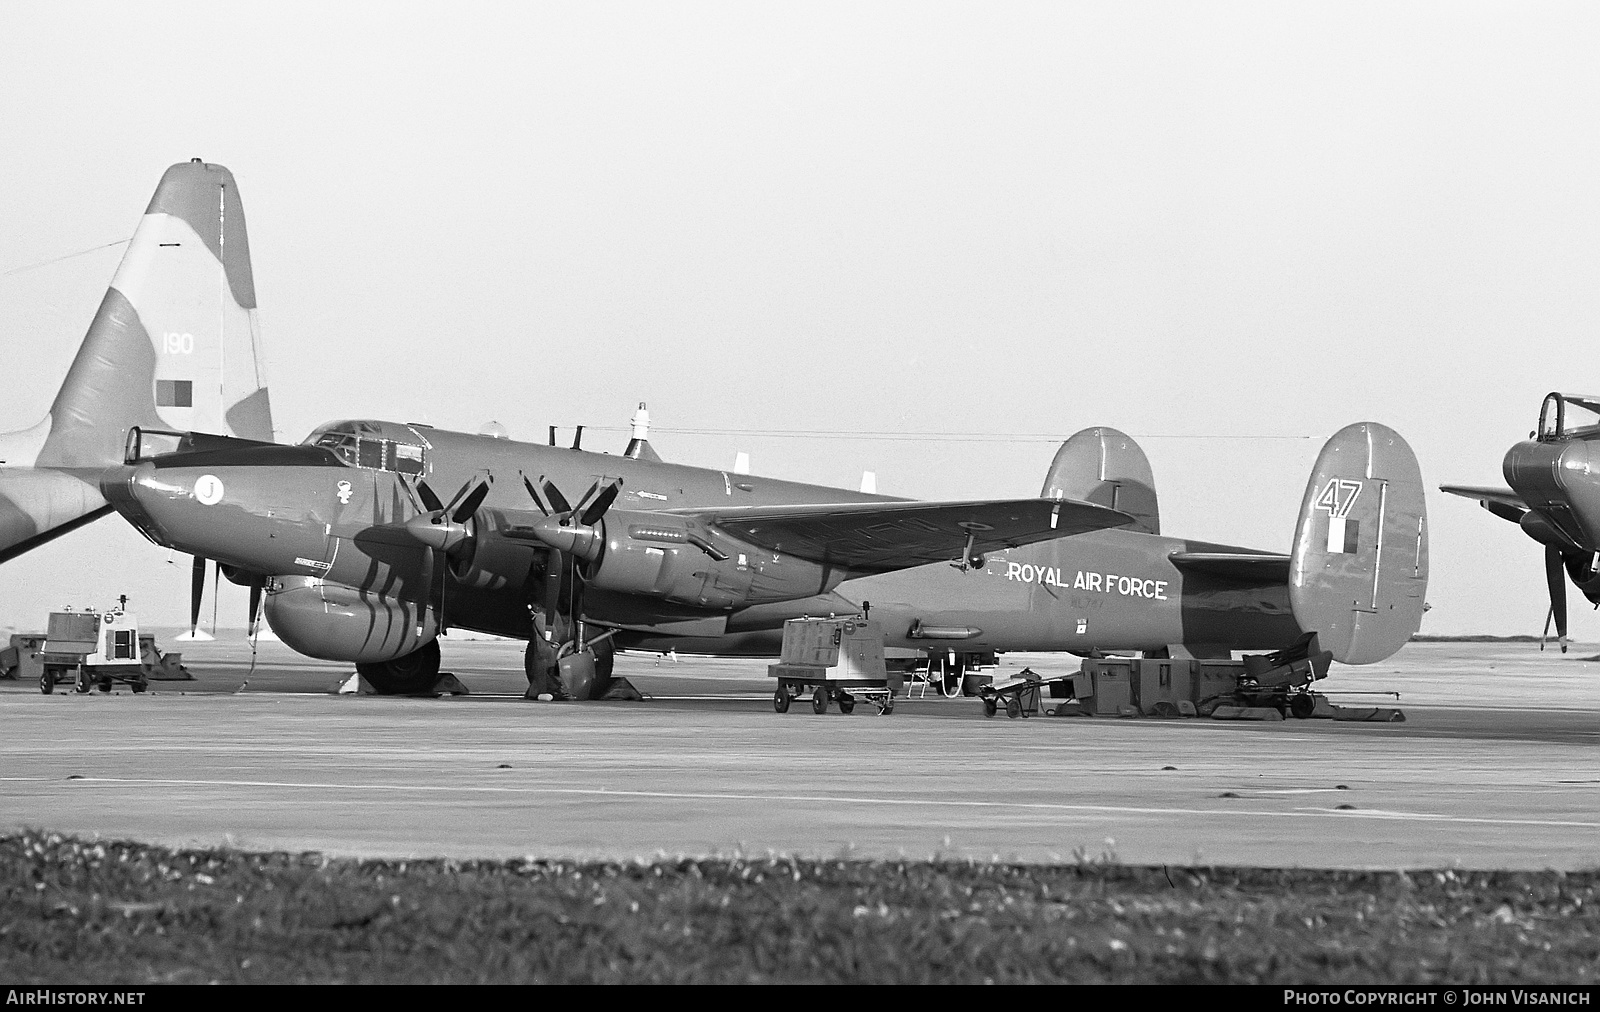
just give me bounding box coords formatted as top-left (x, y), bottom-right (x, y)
top-left (0, 159), bottom-right (273, 562)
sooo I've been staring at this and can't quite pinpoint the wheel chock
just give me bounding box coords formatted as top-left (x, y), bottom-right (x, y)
top-left (337, 673), bottom-right (377, 695)
top-left (430, 673), bottom-right (470, 696)
top-left (1210, 705), bottom-right (1283, 721)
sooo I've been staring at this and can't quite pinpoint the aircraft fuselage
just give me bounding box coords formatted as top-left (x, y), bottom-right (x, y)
top-left (103, 418), bottom-right (1303, 661)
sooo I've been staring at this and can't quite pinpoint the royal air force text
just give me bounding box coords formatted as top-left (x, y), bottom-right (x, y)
top-left (1003, 563), bottom-right (1169, 601)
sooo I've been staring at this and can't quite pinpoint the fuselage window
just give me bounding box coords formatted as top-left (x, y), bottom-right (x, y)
top-left (393, 443), bottom-right (426, 475)
top-left (357, 438), bottom-right (384, 469)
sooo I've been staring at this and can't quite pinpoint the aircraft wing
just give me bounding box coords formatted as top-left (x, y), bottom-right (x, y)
top-left (1167, 551), bottom-right (1291, 583)
top-left (672, 497), bottom-right (1135, 574)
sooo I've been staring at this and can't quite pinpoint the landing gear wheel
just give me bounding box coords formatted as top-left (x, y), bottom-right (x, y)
top-left (523, 636), bottom-right (567, 700)
top-left (74, 668), bottom-right (91, 694)
top-left (983, 699), bottom-right (997, 718)
top-left (773, 687), bottom-right (790, 713)
top-left (131, 679), bottom-right (147, 694)
top-left (838, 694), bottom-right (855, 714)
top-left (39, 668), bottom-right (53, 694)
top-left (812, 686), bottom-right (828, 714)
top-left (357, 640), bottom-right (442, 695)
top-left (1289, 692), bottom-right (1315, 719)
top-left (1005, 697), bottom-right (1021, 719)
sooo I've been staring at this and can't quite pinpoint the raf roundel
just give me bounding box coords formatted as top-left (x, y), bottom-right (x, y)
top-left (193, 474), bottom-right (225, 506)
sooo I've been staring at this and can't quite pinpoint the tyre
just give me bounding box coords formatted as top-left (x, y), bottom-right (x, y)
top-left (982, 699), bottom-right (996, 718)
top-left (74, 668), bottom-right (91, 694)
top-left (838, 695), bottom-right (855, 714)
top-left (1289, 692), bottom-right (1315, 719)
top-left (1005, 697), bottom-right (1021, 719)
top-left (39, 668), bottom-right (53, 695)
top-left (357, 639), bottom-right (442, 695)
top-left (773, 686), bottom-right (790, 713)
top-left (131, 679), bottom-right (147, 694)
top-left (812, 686), bottom-right (828, 714)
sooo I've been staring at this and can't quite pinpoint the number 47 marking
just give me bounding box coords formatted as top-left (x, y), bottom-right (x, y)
top-left (1314, 478), bottom-right (1361, 519)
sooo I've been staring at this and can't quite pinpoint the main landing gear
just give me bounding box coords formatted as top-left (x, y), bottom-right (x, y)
top-left (356, 640), bottom-right (441, 695)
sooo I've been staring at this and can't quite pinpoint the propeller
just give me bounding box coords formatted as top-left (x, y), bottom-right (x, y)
top-left (189, 555), bottom-right (206, 637)
top-left (516, 474), bottom-right (621, 562)
top-left (1543, 546), bottom-right (1568, 653)
top-left (404, 474), bottom-right (492, 553)
top-left (247, 583), bottom-right (263, 637)
top-left (517, 473), bottom-right (622, 636)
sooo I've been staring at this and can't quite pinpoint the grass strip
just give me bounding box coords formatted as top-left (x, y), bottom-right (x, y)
top-left (2, 831), bottom-right (1596, 984)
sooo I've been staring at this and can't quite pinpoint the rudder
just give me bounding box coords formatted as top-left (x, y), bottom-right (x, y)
top-left (1289, 422), bottom-right (1428, 664)
top-left (1041, 427), bottom-right (1159, 535)
top-left (34, 159), bottom-right (273, 469)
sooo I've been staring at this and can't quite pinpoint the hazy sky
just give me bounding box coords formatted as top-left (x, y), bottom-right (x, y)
top-left (3, 2), bottom-right (1598, 638)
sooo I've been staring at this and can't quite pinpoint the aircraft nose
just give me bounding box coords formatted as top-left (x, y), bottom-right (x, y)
top-left (100, 460), bottom-right (212, 550)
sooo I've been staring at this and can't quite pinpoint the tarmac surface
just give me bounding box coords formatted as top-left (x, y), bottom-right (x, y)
top-left (1, 634), bottom-right (1596, 870)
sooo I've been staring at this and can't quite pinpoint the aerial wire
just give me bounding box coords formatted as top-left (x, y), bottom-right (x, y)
top-left (573, 425), bottom-right (1319, 444)
top-left (0, 238), bottom-right (130, 280)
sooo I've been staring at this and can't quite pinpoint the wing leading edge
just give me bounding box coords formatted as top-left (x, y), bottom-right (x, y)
top-left (674, 497), bottom-right (1135, 574)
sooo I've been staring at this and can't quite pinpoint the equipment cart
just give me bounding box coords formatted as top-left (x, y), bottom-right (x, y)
top-left (769, 616), bottom-right (895, 715)
top-left (38, 606), bottom-right (148, 694)
top-left (978, 668), bottom-right (1069, 718)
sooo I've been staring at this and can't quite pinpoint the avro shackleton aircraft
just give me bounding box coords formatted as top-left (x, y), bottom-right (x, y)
top-left (100, 388), bottom-right (1429, 696)
top-left (0, 160), bottom-right (274, 564)
top-left (1444, 391), bottom-right (1600, 651)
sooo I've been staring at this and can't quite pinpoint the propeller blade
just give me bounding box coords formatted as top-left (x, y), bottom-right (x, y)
top-left (452, 482), bottom-right (491, 523)
top-left (542, 478), bottom-right (572, 515)
top-left (579, 481), bottom-right (620, 526)
top-left (542, 547), bottom-right (562, 631)
top-left (189, 556), bottom-right (206, 635)
top-left (1544, 546), bottom-right (1568, 653)
top-left (522, 475), bottom-right (550, 516)
top-left (416, 480), bottom-right (444, 514)
top-left (248, 583), bottom-right (262, 636)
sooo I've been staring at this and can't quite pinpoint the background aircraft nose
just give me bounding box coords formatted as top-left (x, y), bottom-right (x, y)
top-left (100, 460), bottom-right (205, 549)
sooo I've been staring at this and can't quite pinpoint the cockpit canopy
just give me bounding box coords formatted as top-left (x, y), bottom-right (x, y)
top-left (1537, 393), bottom-right (1600, 442)
top-left (302, 420), bottom-right (427, 475)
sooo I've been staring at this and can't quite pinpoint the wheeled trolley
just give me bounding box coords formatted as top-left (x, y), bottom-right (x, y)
top-left (977, 668), bottom-right (1070, 719)
top-left (771, 673), bottom-right (894, 715)
top-left (768, 616), bottom-right (895, 716)
top-left (37, 607), bottom-right (148, 695)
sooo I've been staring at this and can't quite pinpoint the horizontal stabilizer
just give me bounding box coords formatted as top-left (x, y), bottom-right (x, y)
top-left (1168, 551), bottom-right (1291, 583)
top-left (1440, 484), bottom-right (1527, 523)
top-left (679, 497), bottom-right (1135, 574)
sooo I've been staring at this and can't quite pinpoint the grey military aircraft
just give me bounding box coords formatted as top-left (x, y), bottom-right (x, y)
top-left (0, 160), bottom-right (274, 567)
top-left (1443, 391), bottom-right (1600, 652)
top-left (98, 388), bottom-right (1429, 697)
top-left (624, 423), bottom-right (1430, 691)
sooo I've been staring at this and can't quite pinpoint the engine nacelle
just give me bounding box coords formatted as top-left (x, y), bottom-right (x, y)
top-left (447, 509), bottom-right (543, 594)
top-left (263, 575), bottom-right (438, 662)
top-left (589, 512), bottom-right (844, 609)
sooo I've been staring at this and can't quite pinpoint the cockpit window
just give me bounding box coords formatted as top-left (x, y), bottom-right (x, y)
top-left (311, 432), bottom-right (426, 474)
top-left (1539, 393), bottom-right (1600, 442)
